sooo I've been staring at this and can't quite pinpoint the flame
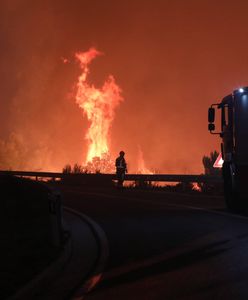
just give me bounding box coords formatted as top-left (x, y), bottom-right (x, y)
top-left (137, 147), bottom-right (153, 174)
top-left (192, 182), bottom-right (202, 191)
top-left (75, 48), bottom-right (123, 164)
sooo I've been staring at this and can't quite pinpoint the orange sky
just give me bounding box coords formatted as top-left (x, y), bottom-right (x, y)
top-left (1, 0), bottom-right (248, 173)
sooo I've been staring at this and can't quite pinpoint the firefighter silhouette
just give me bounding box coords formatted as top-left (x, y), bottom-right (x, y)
top-left (115, 151), bottom-right (127, 186)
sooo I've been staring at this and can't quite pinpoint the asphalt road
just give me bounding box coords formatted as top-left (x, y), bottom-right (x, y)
top-left (59, 185), bottom-right (248, 300)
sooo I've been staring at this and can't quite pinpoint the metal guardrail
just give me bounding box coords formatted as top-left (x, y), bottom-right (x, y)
top-left (0, 170), bottom-right (223, 183)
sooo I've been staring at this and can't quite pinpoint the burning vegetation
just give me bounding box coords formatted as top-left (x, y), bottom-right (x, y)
top-left (75, 47), bottom-right (123, 173)
top-left (73, 47), bottom-right (153, 174)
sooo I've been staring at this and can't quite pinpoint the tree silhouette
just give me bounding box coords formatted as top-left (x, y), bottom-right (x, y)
top-left (202, 150), bottom-right (221, 175)
top-left (62, 164), bottom-right (72, 174)
top-left (200, 150), bottom-right (222, 194)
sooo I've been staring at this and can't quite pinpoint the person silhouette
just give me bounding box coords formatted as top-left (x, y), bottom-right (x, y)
top-left (115, 151), bottom-right (127, 187)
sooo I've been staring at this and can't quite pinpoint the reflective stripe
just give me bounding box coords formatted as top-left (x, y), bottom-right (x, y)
top-left (117, 158), bottom-right (125, 168)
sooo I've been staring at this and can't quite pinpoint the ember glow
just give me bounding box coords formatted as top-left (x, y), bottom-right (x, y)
top-left (75, 48), bottom-right (123, 165)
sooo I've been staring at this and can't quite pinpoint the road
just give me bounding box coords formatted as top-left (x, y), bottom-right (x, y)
top-left (59, 185), bottom-right (248, 300)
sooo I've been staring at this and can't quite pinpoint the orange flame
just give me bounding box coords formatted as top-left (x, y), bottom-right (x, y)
top-left (137, 147), bottom-right (153, 174)
top-left (75, 48), bottom-right (123, 164)
top-left (192, 182), bottom-right (202, 192)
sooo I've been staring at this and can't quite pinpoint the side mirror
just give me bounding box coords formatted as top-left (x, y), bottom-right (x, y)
top-left (208, 107), bottom-right (215, 123)
top-left (208, 123), bottom-right (215, 131)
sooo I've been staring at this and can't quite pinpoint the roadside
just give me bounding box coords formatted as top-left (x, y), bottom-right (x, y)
top-left (0, 175), bottom-right (62, 300)
top-left (1, 175), bottom-right (109, 300)
top-left (29, 208), bottom-right (109, 300)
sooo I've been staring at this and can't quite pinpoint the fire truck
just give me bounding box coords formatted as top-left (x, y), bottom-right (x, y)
top-left (208, 87), bottom-right (248, 211)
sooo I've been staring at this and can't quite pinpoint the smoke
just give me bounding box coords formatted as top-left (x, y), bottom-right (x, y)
top-left (0, 132), bottom-right (52, 171)
top-left (0, 1), bottom-right (86, 171)
top-left (2, 0), bottom-right (248, 173)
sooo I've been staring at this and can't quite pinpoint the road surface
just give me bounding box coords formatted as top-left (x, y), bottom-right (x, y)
top-left (59, 185), bottom-right (248, 300)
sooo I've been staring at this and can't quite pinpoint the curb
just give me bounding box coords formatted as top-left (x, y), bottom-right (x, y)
top-left (6, 207), bottom-right (109, 300)
top-left (7, 231), bottom-right (72, 300)
top-left (64, 206), bottom-right (109, 299)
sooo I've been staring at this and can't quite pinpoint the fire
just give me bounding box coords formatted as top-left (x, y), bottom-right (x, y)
top-left (137, 147), bottom-right (153, 174)
top-left (192, 182), bottom-right (202, 192)
top-left (75, 48), bottom-right (123, 165)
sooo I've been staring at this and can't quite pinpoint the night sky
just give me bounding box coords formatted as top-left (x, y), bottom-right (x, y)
top-left (1, 0), bottom-right (248, 173)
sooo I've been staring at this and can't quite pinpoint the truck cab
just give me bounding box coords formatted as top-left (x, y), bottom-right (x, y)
top-left (208, 87), bottom-right (248, 211)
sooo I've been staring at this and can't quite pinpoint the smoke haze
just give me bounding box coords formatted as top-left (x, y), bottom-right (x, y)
top-left (1, 0), bottom-right (248, 173)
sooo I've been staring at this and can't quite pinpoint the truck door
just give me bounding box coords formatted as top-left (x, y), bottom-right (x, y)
top-left (234, 91), bottom-right (248, 165)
